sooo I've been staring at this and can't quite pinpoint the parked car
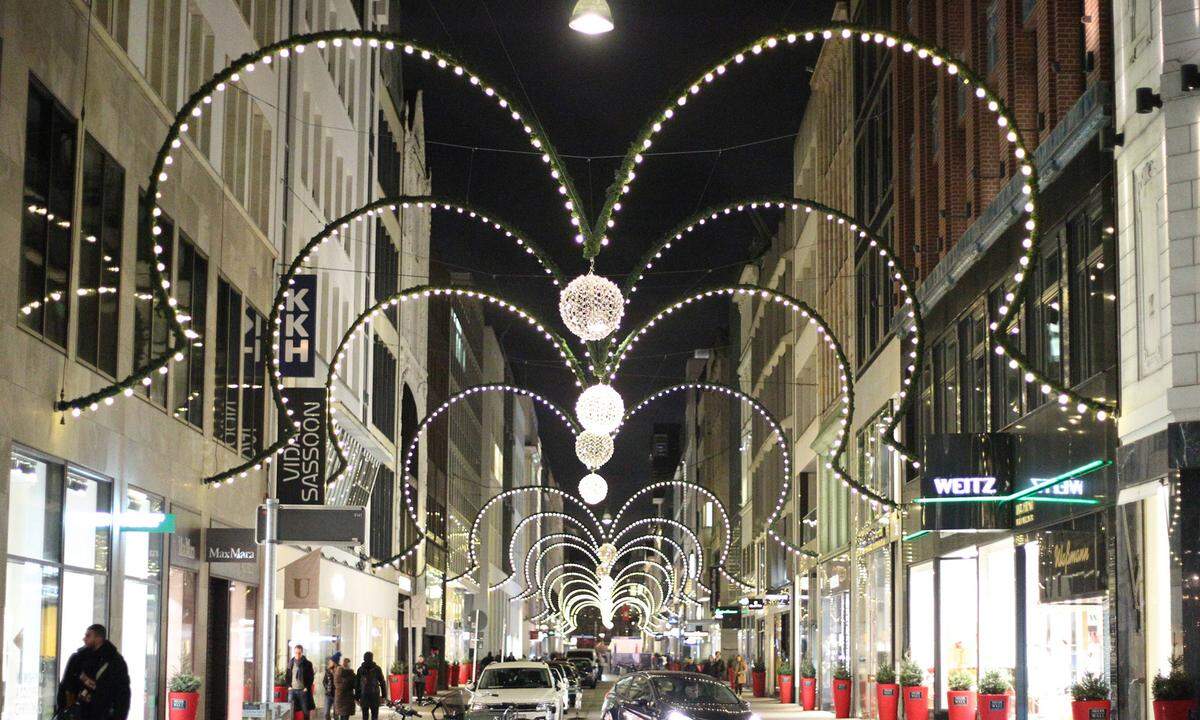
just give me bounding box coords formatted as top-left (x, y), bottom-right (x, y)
top-left (547, 664), bottom-right (571, 712)
top-left (566, 650), bottom-right (601, 683)
top-left (551, 662), bottom-right (582, 706)
top-left (569, 658), bottom-right (598, 688)
top-left (468, 661), bottom-right (566, 720)
top-left (601, 671), bottom-right (758, 720)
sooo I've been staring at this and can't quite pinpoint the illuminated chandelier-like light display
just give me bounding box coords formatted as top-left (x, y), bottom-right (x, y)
top-left (575, 430), bottom-right (614, 469)
top-left (576, 383), bottom-right (624, 434)
top-left (597, 572), bottom-right (616, 628)
top-left (578, 472), bottom-right (608, 505)
top-left (559, 272), bottom-right (624, 341)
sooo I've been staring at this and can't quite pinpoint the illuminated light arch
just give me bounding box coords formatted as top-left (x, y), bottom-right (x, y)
top-left (616, 530), bottom-right (700, 593)
top-left (529, 543), bottom-right (600, 591)
top-left (501, 512), bottom-right (601, 589)
top-left (322, 292), bottom-right (582, 491)
top-left (57, 29), bottom-right (588, 421)
top-left (620, 196), bottom-right (925, 469)
top-left (446, 506), bottom-right (601, 584)
top-left (463, 486), bottom-right (602, 574)
top-left (610, 517), bottom-right (708, 592)
top-left (501, 533), bottom-right (599, 593)
top-left (591, 23), bottom-right (1112, 420)
top-left (609, 480), bottom-right (732, 563)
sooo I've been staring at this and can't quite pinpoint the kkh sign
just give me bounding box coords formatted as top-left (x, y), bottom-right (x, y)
top-left (276, 387), bottom-right (326, 505)
top-left (279, 274), bottom-right (317, 377)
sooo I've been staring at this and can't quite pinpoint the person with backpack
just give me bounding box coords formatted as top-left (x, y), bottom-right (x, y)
top-left (355, 652), bottom-right (386, 720)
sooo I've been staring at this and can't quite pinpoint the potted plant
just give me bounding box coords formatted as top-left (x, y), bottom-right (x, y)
top-left (832, 662), bottom-right (853, 718)
top-left (800, 656), bottom-right (818, 710)
top-left (273, 669), bottom-right (289, 703)
top-left (459, 657), bottom-right (474, 686)
top-left (899, 656), bottom-right (929, 720)
top-left (1070, 672), bottom-right (1111, 720)
top-left (389, 660), bottom-right (409, 704)
top-left (449, 659), bottom-right (460, 687)
top-left (752, 659), bottom-right (767, 698)
top-left (978, 670), bottom-right (1013, 720)
top-left (778, 658), bottom-right (794, 704)
top-left (426, 656), bottom-right (441, 695)
top-left (167, 672), bottom-right (201, 720)
top-left (947, 669), bottom-right (977, 720)
top-left (876, 659), bottom-right (899, 720)
top-left (1152, 655), bottom-right (1197, 720)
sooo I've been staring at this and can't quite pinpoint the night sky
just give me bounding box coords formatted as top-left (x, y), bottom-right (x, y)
top-left (396, 1), bottom-right (834, 514)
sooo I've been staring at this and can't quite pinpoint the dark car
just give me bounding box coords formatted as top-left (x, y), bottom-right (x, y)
top-left (568, 658), bottom-right (598, 688)
top-left (601, 672), bottom-right (757, 720)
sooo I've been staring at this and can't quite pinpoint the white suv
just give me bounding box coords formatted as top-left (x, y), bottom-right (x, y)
top-left (469, 661), bottom-right (566, 720)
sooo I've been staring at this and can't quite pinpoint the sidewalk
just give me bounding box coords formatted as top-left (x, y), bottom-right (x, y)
top-left (745, 696), bottom-right (843, 720)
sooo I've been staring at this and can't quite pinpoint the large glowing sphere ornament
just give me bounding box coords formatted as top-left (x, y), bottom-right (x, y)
top-left (575, 431), bottom-right (614, 469)
top-left (597, 543), bottom-right (618, 565)
top-left (576, 383), bottom-right (624, 434)
top-left (578, 472), bottom-right (608, 505)
top-left (559, 272), bottom-right (625, 341)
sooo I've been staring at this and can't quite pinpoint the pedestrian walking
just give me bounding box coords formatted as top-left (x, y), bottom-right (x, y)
top-left (734, 655), bottom-right (748, 696)
top-left (413, 656), bottom-right (428, 702)
top-left (333, 657), bottom-right (356, 719)
top-left (710, 652), bottom-right (726, 680)
top-left (322, 658), bottom-right (338, 720)
top-left (287, 645), bottom-right (317, 720)
top-left (356, 652), bottom-right (386, 720)
top-left (55, 624), bottom-right (131, 720)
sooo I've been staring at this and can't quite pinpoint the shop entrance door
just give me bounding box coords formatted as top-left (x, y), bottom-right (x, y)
top-left (207, 577), bottom-right (232, 720)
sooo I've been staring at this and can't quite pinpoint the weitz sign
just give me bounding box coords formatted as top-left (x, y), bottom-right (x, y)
top-left (280, 274), bottom-right (317, 377)
top-left (920, 433), bottom-right (1015, 531)
top-left (276, 387), bottom-right (326, 505)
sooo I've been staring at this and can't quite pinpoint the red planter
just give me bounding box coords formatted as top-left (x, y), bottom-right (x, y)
top-left (1153, 700), bottom-right (1197, 720)
top-left (801, 677), bottom-right (817, 710)
top-left (389, 674), bottom-right (410, 703)
top-left (833, 678), bottom-right (852, 718)
top-left (752, 671), bottom-right (767, 697)
top-left (448, 663), bottom-right (460, 686)
top-left (273, 685), bottom-right (289, 703)
top-left (979, 693), bottom-right (1013, 720)
top-left (903, 685), bottom-right (930, 720)
top-left (459, 662), bottom-right (474, 686)
top-left (425, 669), bottom-right (439, 696)
top-left (948, 690), bottom-right (978, 720)
top-left (168, 692), bottom-right (199, 720)
top-left (1072, 700), bottom-right (1112, 720)
top-left (877, 683), bottom-right (900, 720)
top-left (779, 675), bottom-right (794, 704)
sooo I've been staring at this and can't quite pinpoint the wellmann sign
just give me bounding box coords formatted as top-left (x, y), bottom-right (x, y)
top-left (276, 387), bottom-right (326, 505)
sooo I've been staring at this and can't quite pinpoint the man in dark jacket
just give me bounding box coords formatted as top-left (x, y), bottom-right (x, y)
top-left (288, 644), bottom-right (317, 720)
top-left (356, 652), bottom-right (387, 720)
top-left (56, 624), bottom-right (131, 720)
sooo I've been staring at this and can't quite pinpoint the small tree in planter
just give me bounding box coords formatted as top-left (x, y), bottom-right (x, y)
top-left (876, 659), bottom-right (900, 720)
top-left (832, 662), bottom-right (853, 719)
top-left (778, 658), bottom-right (795, 704)
top-left (273, 670), bottom-right (289, 703)
top-left (899, 656), bottom-right (929, 720)
top-left (751, 659), bottom-right (767, 698)
top-left (947, 669), bottom-right (977, 720)
top-left (800, 656), bottom-right (818, 710)
top-left (389, 660), bottom-right (410, 703)
top-left (1152, 655), bottom-right (1197, 720)
top-left (978, 670), bottom-right (1014, 720)
top-left (1070, 673), bottom-right (1111, 720)
top-left (167, 672), bottom-right (201, 720)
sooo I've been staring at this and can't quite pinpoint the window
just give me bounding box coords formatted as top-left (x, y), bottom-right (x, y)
top-left (4, 451), bottom-right (112, 720)
top-left (93, 0), bottom-right (131, 48)
top-left (19, 78), bottom-right (76, 347)
top-left (238, 0), bottom-right (276, 47)
top-left (930, 92), bottom-right (941, 156)
top-left (184, 5), bottom-right (215, 156)
top-left (214, 278), bottom-right (243, 447)
top-left (933, 333), bottom-right (960, 433)
top-left (146, 0), bottom-right (181, 106)
top-left (222, 84), bottom-right (273, 231)
top-left (172, 234), bottom-right (208, 427)
top-left (375, 224), bottom-right (400, 325)
top-left (1028, 233), bottom-right (1064, 409)
top-left (369, 467), bottom-right (395, 561)
top-left (990, 285), bottom-right (1024, 428)
top-left (985, 1), bottom-right (1000, 73)
top-left (371, 335), bottom-right (397, 441)
top-left (958, 307), bottom-right (989, 433)
top-left (241, 304), bottom-right (267, 458)
top-left (133, 194), bottom-right (173, 406)
top-left (854, 223), bottom-right (896, 368)
top-left (1069, 210), bottom-right (1117, 383)
top-left (123, 488), bottom-right (164, 720)
top-left (77, 135), bottom-right (125, 376)
top-left (451, 310), bottom-right (467, 369)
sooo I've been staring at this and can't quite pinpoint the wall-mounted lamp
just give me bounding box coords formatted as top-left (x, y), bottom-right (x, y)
top-left (1136, 87), bottom-right (1163, 114)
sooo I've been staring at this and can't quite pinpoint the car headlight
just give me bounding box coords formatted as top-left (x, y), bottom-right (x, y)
top-left (536, 703), bottom-right (552, 712)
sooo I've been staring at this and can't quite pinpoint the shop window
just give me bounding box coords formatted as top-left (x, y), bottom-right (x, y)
top-left (123, 488), bottom-right (164, 720)
top-left (18, 77), bottom-right (76, 348)
top-left (819, 559), bottom-right (851, 711)
top-left (978, 539), bottom-right (1016, 674)
top-left (77, 134), bottom-right (125, 377)
top-left (166, 567), bottom-right (197, 676)
top-left (172, 235), bottom-right (208, 427)
top-left (3, 452), bottom-right (112, 720)
top-left (854, 545), bottom-right (893, 717)
top-left (1069, 211), bottom-right (1117, 384)
top-left (938, 554), bottom-right (979, 699)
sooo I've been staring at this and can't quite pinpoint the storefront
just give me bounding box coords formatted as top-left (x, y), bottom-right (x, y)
top-left (853, 537), bottom-right (894, 718)
top-left (205, 524), bottom-right (260, 720)
top-left (818, 557), bottom-right (850, 711)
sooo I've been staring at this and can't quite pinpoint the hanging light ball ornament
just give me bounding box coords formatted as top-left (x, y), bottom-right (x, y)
top-left (578, 472), bottom-right (608, 505)
top-left (575, 431), bottom-right (614, 469)
top-left (576, 383), bottom-right (624, 434)
top-left (559, 272), bottom-right (625, 341)
top-left (597, 542), bottom-right (618, 565)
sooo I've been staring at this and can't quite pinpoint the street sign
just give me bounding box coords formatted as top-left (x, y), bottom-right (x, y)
top-left (256, 505), bottom-right (366, 547)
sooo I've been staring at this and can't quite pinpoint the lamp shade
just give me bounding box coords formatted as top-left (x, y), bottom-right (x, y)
top-left (569, 0), bottom-right (614, 34)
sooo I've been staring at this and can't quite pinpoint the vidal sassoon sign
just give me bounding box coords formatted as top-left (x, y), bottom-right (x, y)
top-left (276, 387), bottom-right (326, 505)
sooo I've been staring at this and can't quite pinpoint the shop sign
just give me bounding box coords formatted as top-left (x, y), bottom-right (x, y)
top-left (276, 387), bottom-right (326, 505)
top-left (257, 505), bottom-right (366, 547)
top-left (205, 528), bottom-right (258, 563)
top-left (283, 549), bottom-right (321, 609)
top-left (279, 274), bottom-right (317, 377)
top-left (1039, 528), bottom-right (1105, 603)
top-left (919, 434), bottom-right (1015, 531)
top-left (739, 597), bottom-right (765, 610)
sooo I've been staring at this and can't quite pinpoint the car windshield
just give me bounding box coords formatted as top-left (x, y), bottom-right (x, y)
top-left (651, 677), bottom-right (742, 705)
top-left (477, 668), bottom-right (552, 689)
